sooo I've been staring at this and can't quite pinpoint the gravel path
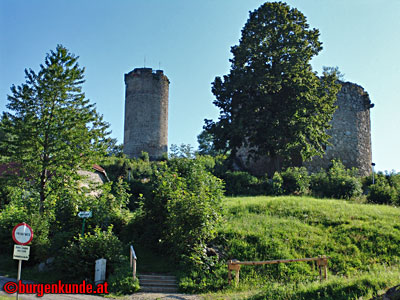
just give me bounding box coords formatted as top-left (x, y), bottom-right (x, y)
top-left (0, 290), bottom-right (203, 300)
top-left (1, 276), bottom-right (203, 300)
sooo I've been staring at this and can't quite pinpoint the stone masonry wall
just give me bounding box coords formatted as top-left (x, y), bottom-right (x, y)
top-left (123, 68), bottom-right (169, 159)
top-left (305, 81), bottom-right (373, 176)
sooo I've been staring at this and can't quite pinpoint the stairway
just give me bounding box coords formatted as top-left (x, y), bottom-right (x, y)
top-left (138, 274), bottom-right (179, 293)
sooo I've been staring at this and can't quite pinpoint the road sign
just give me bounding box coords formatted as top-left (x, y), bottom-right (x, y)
top-left (78, 211), bottom-right (92, 218)
top-left (12, 223), bottom-right (33, 245)
top-left (13, 245), bottom-right (30, 261)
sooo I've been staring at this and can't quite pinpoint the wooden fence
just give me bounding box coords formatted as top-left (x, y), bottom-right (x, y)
top-left (228, 256), bottom-right (329, 286)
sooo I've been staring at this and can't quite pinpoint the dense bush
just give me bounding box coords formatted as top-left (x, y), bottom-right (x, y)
top-left (310, 160), bottom-right (362, 199)
top-left (365, 172), bottom-right (400, 205)
top-left (108, 263), bottom-right (140, 295)
top-left (0, 189), bottom-right (51, 262)
top-left (57, 226), bottom-right (124, 282)
top-left (280, 167), bottom-right (310, 195)
top-left (368, 181), bottom-right (398, 205)
top-left (139, 158), bottom-right (224, 266)
top-left (178, 262), bottom-right (227, 293)
top-left (223, 171), bottom-right (261, 195)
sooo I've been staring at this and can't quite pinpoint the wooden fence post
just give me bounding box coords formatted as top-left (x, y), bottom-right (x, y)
top-left (317, 256), bottom-right (328, 282)
top-left (228, 260), bottom-right (232, 285)
top-left (228, 260), bottom-right (241, 286)
top-left (235, 265), bottom-right (241, 287)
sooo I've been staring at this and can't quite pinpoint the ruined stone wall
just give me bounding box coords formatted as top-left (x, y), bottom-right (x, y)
top-left (237, 81), bottom-right (373, 176)
top-left (123, 68), bottom-right (169, 159)
top-left (305, 81), bottom-right (373, 176)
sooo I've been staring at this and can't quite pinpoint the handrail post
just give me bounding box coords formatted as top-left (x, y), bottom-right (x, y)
top-left (130, 245), bottom-right (137, 280)
top-left (133, 257), bottom-right (137, 280)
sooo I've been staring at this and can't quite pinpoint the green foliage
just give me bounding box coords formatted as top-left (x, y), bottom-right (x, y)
top-left (368, 181), bottom-right (398, 205)
top-left (0, 203), bottom-right (29, 254)
top-left (169, 143), bottom-right (196, 158)
top-left (251, 266), bottom-right (400, 300)
top-left (280, 167), bottom-right (310, 195)
top-left (102, 155), bottom-right (225, 268)
top-left (57, 226), bottom-right (123, 282)
top-left (177, 195), bottom-right (400, 294)
top-left (365, 172), bottom-right (400, 205)
top-left (271, 172), bottom-right (284, 196)
top-left (179, 263), bottom-right (227, 293)
top-left (144, 158), bottom-right (224, 266)
top-left (220, 196), bottom-right (400, 287)
top-left (107, 263), bottom-right (140, 295)
top-left (223, 171), bottom-right (261, 196)
top-left (197, 130), bottom-right (221, 156)
top-left (310, 160), bottom-right (362, 199)
top-left (1, 45), bottom-right (110, 213)
top-left (0, 185), bottom-right (52, 262)
top-left (205, 2), bottom-right (341, 173)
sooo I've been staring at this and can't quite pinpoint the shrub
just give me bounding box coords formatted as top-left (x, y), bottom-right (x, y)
top-left (0, 198), bottom-right (51, 262)
top-left (223, 171), bottom-right (260, 195)
top-left (310, 160), bottom-right (362, 199)
top-left (280, 167), bottom-right (310, 195)
top-left (57, 226), bottom-right (123, 282)
top-left (367, 180), bottom-right (398, 205)
top-left (271, 172), bottom-right (284, 195)
top-left (138, 157), bottom-right (225, 267)
top-left (364, 172), bottom-right (400, 206)
top-left (0, 204), bottom-right (29, 254)
top-left (108, 263), bottom-right (140, 295)
top-left (178, 262), bottom-right (227, 293)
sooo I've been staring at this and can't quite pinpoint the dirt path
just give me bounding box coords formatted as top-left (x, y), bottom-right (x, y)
top-left (1, 276), bottom-right (203, 300)
top-left (1, 291), bottom-right (203, 300)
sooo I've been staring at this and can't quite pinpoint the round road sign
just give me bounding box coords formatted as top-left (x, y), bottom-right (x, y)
top-left (12, 223), bottom-right (33, 245)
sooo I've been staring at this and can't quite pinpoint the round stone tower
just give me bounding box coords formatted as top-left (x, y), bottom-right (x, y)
top-left (123, 68), bottom-right (169, 159)
top-left (305, 81), bottom-right (374, 176)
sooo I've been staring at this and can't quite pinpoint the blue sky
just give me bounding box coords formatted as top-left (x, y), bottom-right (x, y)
top-left (1, 1), bottom-right (399, 172)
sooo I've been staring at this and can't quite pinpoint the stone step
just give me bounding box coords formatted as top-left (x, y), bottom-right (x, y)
top-left (139, 278), bottom-right (177, 286)
top-left (138, 274), bottom-right (179, 293)
top-left (140, 285), bottom-right (179, 293)
top-left (138, 274), bottom-right (177, 281)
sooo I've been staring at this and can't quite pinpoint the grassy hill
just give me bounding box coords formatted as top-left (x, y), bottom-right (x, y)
top-left (205, 196), bottom-right (400, 299)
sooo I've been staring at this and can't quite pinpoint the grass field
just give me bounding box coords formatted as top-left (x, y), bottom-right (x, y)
top-left (210, 196), bottom-right (400, 299)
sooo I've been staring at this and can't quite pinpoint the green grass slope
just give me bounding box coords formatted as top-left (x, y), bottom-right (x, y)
top-left (217, 196), bottom-right (400, 299)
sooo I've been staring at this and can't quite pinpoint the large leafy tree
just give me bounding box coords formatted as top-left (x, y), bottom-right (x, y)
top-left (1, 45), bottom-right (110, 213)
top-left (205, 2), bottom-right (341, 172)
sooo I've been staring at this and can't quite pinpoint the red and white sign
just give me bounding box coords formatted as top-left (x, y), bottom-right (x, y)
top-left (12, 223), bottom-right (33, 245)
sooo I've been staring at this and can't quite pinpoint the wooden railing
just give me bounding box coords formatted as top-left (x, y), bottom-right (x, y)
top-left (228, 256), bottom-right (329, 286)
top-left (130, 245), bottom-right (137, 280)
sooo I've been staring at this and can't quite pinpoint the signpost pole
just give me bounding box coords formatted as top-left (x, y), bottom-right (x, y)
top-left (81, 218), bottom-right (86, 238)
top-left (16, 259), bottom-right (21, 300)
top-left (78, 211), bottom-right (91, 237)
top-left (11, 222), bottom-right (34, 300)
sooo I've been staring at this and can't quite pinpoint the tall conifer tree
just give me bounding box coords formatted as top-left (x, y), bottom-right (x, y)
top-left (1, 45), bottom-right (110, 213)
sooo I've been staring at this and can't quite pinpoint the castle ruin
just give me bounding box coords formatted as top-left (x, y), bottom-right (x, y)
top-left (236, 81), bottom-right (374, 176)
top-left (123, 68), bottom-right (169, 159)
top-left (304, 82), bottom-right (373, 176)
top-left (123, 68), bottom-right (373, 176)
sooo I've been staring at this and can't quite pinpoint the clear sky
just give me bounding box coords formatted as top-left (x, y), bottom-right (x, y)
top-left (1, 1), bottom-right (399, 172)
